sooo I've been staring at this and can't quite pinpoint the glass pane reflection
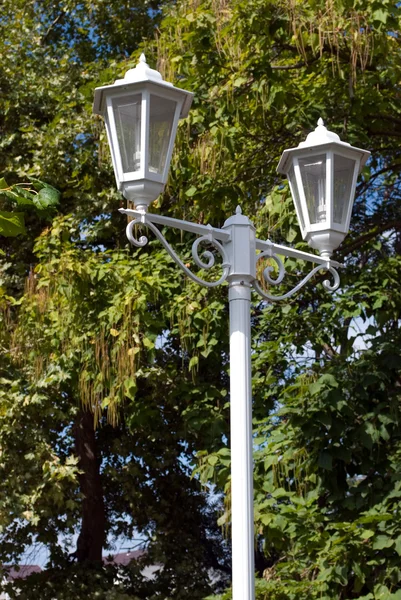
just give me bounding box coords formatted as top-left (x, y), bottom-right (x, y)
top-left (333, 154), bottom-right (356, 225)
top-left (149, 95), bottom-right (177, 174)
top-left (113, 94), bottom-right (142, 173)
top-left (299, 154), bottom-right (327, 225)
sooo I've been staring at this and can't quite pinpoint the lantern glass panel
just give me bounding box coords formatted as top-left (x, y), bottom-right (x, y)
top-left (288, 164), bottom-right (305, 229)
top-left (333, 154), bottom-right (356, 226)
top-left (299, 154), bottom-right (327, 224)
top-left (112, 94), bottom-right (142, 173)
top-left (149, 95), bottom-right (177, 174)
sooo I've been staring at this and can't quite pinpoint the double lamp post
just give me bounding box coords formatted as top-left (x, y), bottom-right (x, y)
top-left (93, 55), bottom-right (370, 600)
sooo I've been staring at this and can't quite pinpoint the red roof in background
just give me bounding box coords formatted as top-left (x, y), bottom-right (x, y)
top-left (103, 550), bottom-right (145, 566)
top-left (4, 565), bottom-right (42, 580)
top-left (2, 550), bottom-right (145, 580)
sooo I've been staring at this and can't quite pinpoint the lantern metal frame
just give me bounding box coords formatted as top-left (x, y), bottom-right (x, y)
top-left (277, 119), bottom-right (370, 258)
top-left (93, 54), bottom-right (193, 209)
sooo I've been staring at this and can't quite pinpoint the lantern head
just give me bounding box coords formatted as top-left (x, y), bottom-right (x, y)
top-left (277, 119), bottom-right (370, 258)
top-left (93, 54), bottom-right (193, 211)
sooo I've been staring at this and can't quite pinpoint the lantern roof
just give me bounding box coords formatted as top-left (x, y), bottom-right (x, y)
top-left (277, 118), bottom-right (370, 174)
top-left (116, 53), bottom-right (165, 85)
top-left (93, 54), bottom-right (193, 118)
top-left (298, 118), bottom-right (343, 147)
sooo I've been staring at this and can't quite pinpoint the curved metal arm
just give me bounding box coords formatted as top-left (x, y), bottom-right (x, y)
top-left (253, 250), bottom-right (340, 302)
top-left (124, 209), bottom-right (341, 297)
top-left (126, 218), bottom-right (230, 288)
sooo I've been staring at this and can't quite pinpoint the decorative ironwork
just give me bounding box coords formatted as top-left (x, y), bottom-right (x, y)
top-left (124, 208), bottom-right (341, 298)
top-left (256, 248), bottom-right (286, 286)
top-left (126, 218), bottom-right (230, 288)
top-left (126, 218), bottom-right (148, 247)
top-left (253, 248), bottom-right (340, 302)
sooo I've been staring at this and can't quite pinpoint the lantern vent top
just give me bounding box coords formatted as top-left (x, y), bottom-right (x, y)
top-left (114, 53), bottom-right (172, 87)
top-left (298, 118), bottom-right (348, 148)
top-left (93, 53), bottom-right (193, 118)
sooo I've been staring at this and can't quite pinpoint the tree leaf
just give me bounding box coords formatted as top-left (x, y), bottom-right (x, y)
top-left (185, 186), bottom-right (197, 197)
top-left (0, 210), bottom-right (26, 237)
top-left (34, 185), bottom-right (60, 209)
top-left (318, 452), bottom-right (332, 471)
top-left (372, 535), bottom-right (394, 550)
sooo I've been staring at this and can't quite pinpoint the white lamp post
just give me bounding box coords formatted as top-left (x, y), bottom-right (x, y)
top-left (94, 59), bottom-right (370, 600)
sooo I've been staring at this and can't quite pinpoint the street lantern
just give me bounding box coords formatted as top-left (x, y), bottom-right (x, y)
top-left (277, 118), bottom-right (370, 258)
top-left (93, 54), bottom-right (193, 211)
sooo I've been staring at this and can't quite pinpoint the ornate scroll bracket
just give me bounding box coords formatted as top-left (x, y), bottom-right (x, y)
top-left (253, 244), bottom-right (340, 302)
top-left (121, 208), bottom-right (342, 297)
top-left (124, 215), bottom-right (230, 288)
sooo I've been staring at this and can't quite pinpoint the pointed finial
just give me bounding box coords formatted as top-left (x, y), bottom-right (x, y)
top-left (122, 52), bottom-right (163, 84)
top-left (235, 205), bottom-right (242, 215)
top-left (298, 117), bottom-right (341, 148)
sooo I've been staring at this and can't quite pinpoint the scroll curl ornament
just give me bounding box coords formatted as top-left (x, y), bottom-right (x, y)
top-left (257, 248), bottom-right (286, 286)
top-left (254, 248), bottom-right (340, 302)
top-left (126, 218), bottom-right (148, 247)
top-left (126, 219), bottom-right (230, 288)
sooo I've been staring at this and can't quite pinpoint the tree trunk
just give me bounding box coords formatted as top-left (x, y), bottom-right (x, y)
top-left (73, 409), bottom-right (105, 563)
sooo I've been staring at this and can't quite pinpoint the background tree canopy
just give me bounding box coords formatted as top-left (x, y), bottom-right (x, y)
top-left (1, 0), bottom-right (401, 598)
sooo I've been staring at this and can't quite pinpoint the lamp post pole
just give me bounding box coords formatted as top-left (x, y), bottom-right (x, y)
top-left (229, 276), bottom-right (254, 600)
top-left (121, 203), bottom-right (342, 600)
top-left (93, 56), bottom-right (370, 600)
top-left (224, 209), bottom-right (256, 600)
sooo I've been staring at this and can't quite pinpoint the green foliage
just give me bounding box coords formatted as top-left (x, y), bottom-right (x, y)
top-left (0, 211), bottom-right (26, 238)
top-left (1, 0), bottom-right (401, 597)
top-left (0, 177), bottom-right (60, 239)
top-left (3, 563), bottom-right (142, 599)
top-left (0, 0), bottom-right (230, 597)
top-left (147, 0), bottom-right (401, 598)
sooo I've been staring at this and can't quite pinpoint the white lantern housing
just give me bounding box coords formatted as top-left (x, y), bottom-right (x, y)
top-left (93, 54), bottom-right (193, 211)
top-left (277, 119), bottom-right (370, 258)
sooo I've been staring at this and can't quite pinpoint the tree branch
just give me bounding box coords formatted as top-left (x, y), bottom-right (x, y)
top-left (339, 220), bottom-right (401, 256)
top-left (271, 56), bottom-right (319, 70)
top-left (40, 12), bottom-right (65, 46)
